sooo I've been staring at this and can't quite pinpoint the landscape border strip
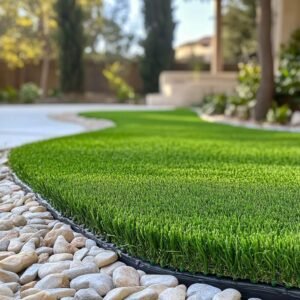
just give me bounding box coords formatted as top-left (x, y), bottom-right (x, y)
top-left (12, 171), bottom-right (300, 300)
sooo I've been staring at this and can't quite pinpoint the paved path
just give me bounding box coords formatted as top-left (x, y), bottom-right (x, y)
top-left (0, 104), bottom-right (171, 149)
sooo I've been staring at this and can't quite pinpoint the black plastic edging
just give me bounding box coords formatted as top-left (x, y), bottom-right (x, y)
top-left (12, 172), bottom-right (300, 300)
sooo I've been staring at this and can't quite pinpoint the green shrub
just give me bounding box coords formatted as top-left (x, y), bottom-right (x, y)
top-left (236, 62), bottom-right (261, 103)
top-left (276, 29), bottom-right (300, 97)
top-left (19, 83), bottom-right (40, 103)
top-left (201, 93), bottom-right (228, 115)
top-left (267, 103), bottom-right (292, 125)
top-left (10, 109), bottom-right (300, 287)
top-left (202, 63), bottom-right (260, 119)
top-left (0, 86), bottom-right (18, 103)
top-left (103, 62), bottom-right (135, 102)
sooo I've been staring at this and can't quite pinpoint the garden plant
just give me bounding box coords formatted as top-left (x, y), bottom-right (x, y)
top-left (10, 109), bottom-right (300, 288)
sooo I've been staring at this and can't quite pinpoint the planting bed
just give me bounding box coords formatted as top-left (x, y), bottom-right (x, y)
top-left (10, 109), bottom-right (300, 288)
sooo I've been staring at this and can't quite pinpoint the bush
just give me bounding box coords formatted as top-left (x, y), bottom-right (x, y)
top-left (267, 103), bottom-right (292, 125)
top-left (201, 93), bottom-right (228, 115)
top-left (103, 62), bottom-right (136, 102)
top-left (0, 86), bottom-right (18, 103)
top-left (201, 63), bottom-right (260, 119)
top-left (276, 29), bottom-right (300, 97)
top-left (236, 62), bottom-right (261, 103)
top-left (19, 83), bottom-right (40, 103)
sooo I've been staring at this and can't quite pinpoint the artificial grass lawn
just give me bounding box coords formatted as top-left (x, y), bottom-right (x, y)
top-left (10, 109), bottom-right (300, 287)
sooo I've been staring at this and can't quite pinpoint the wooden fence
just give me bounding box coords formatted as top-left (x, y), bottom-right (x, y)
top-left (0, 60), bottom-right (144, 95)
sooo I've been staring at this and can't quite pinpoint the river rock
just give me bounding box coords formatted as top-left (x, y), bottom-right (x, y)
top-left (187, 283), bottom-right (221, 299)
top-left (7, 238), bottom-right (24, 252)
top-left (104, 287), bottom-right (144, 300)
top-left (213, 289), bottom-right (241, 300)
top-left (125, 288), bottom-right (158, 300)
top-left (0, 286), bottom-right (13, 297)
top-left (36, 247), bottom-right (53, 255)
top-left (95, 250), bottom-right (118, 268)
top-left (45, 288), bottom-right (76, 298)
top-left (0, 252), bottom-right (15, 261)
top-left (74, 288), bottom-right (102, 300)
top-left (0, 251), bottom-right (38, 273)
top-left (0, 203), bottom-right (14, 213)
top-left (22, 290), bottom-right (56, 300)
top-left (63, 262), bottom-right (99, 279)
top-left (71, 236), bottom-right (86, 248)
top-left (0, 269), bottom-right (19, 283)
top-left (29, 206), bottom-right (47, 213)
top-left (11, 206), bottom-right (28, 215)
top-left (38, 253), bottom-right (49, 263)
top-left (44, 228), bottom-right (74, 247)
top-left (85, 239), bottom-right (97, 249)
top-left (140, 275), bottom-right (178, 287)
top-left (35, 273), bottom-right (69, 289)
top-left (38, 261), bottom-right (71, 278)
top-left (11, 215), bottom-right (27, 227)
top-left (113, 266), bottom-right (140, 287)
top-left (0, 282), bottom-right (19, 293)
top-left (101, 262), bottom-right (126, 276)
top-left (53, 236), bottom-right (76, 254)
top-left (49, 253), bottom-right (73, 262)
top-left (20, 281), bottom-right (37, 292)
top-left (89, 246), bottom-right (105, 256)
top-left (21, 239), bottom-right (37, 252)
top-left (0, 220), bottom-right (14, 230)
top-left (0, 239), bottom-right (9, 251)
top-left (20, 264), bottom-right (41, 284)
top-left (73, 248), bottom-right (89, 261)
top-left (144, 284), bottom-right (168, 295)
top-left (159, 286), bottom-right (186, 300)
top-left (70, 273), bottom-right (113, 296)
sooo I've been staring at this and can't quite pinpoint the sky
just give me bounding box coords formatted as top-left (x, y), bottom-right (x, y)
top-left (127, 0), bottom-right (214, 52)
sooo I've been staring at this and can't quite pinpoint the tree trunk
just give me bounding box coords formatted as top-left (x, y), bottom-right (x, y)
top-left (39, 5), bottom-right (50, 99)
top-left (254, 0), bottom-right (274, 121)
top-left (40, 44), bottom-right (50, 99)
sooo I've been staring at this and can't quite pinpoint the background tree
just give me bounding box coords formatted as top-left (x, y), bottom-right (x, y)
top-left (55, 0), bottom-right (85, 94)
top-left (80, 0), bottom-right (104, 55)
top-left (24, 1), bottom-right (57, 98)
top-left (0, 0), bottom-right (56, 97)
top-left (222, 0), bottom-right (257, 64)
top-left (0, 0), bottom-right (41, 69)
top-left (254, 0), bottom-right (274, 120)
top-left (140, 0), bottom-right (175, 93)
top-left (81, 0), bottom-right (135, 62)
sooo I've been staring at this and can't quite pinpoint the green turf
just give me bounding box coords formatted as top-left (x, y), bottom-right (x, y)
top-left (10, 109), bottom-right (300, 287)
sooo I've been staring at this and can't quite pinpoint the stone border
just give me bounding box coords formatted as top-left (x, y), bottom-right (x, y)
top-left (196, 110), bottom-right (300, 133)
top-left (10, 155), bottom-right (300, 300)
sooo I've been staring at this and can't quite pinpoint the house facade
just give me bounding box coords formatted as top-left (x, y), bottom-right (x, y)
top-left (175, 36), bottom-right (212, 63)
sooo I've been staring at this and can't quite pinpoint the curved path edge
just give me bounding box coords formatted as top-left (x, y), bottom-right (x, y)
top-left (10, 154), bottom-right (300, 300)
top-left (49, 113), bottom-right (115, 132)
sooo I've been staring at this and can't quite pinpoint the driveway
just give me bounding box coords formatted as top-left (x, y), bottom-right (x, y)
top-left (0, 104), bottom-right (171, 149)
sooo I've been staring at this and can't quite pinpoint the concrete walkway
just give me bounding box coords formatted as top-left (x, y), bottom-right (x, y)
top-left (0, 104), bottom-right (171, 149)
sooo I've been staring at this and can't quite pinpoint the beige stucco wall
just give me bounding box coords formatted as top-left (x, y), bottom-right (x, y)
top-left (146, 71), bottom-right (237, 106)
top-left (272, 0), bottom-right (300, 64)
